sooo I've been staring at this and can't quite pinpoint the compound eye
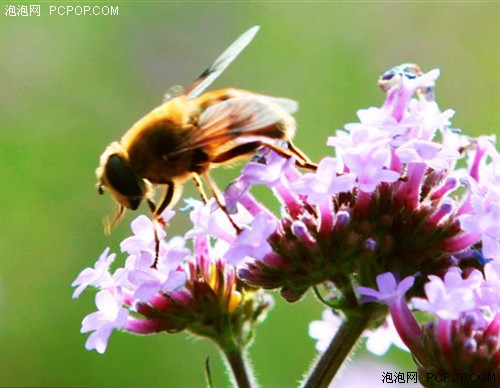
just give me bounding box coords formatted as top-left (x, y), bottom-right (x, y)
top-left (105, 154), bottom-right (145, 209)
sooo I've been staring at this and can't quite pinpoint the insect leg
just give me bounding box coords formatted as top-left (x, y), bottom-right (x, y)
top-left (287, 140), bottom-right (315, 165)
top-left (153, 181), bottom-right (175, 219)
top-left (144, 198), bottom-right (162, 268)
top-left (150, 182), bottom-right (175, 268)
top-left (192, 175), bottom-right (208, 204)
top-left (211, 140), bottom-right (317, 171)
top-left (258, 141), bottom-right (318, 171)
top-left (200, 172), bottom-right (242, 233)
top-left (146, 198), bottom-right (157, 213)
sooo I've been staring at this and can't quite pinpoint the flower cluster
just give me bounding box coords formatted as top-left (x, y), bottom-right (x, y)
top-left (302, 65), bottom-right (499, 384)
top-left (212, 65), bottom-right (498, 312)
top-left (73, 211), bottom-right (272, 354)
top-left (355, 268), bottom-right (499, 386)
top-left (75, 63), bottom-right (499, 386)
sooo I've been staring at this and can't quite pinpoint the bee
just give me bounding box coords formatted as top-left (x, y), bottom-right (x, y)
top-left (96, 26), bottom-right (315, 235)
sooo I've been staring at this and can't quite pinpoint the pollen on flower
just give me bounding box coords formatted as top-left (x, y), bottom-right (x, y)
top-left (228, 290), bottom-right (243, 315)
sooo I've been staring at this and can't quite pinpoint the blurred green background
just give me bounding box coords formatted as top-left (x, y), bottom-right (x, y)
top-left (1, 1), bottom-right (498, 387)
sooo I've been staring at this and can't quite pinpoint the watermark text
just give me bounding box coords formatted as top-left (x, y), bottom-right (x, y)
top-left (4, 4), bottom-right (119, 17)
top-left (49, 5), bottom-right (118, 16)
top-left (426, 372), bottom-right (495, 385)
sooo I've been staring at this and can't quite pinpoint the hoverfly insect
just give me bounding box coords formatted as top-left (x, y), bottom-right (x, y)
top-left (96, 26), bottom-right (316, 263)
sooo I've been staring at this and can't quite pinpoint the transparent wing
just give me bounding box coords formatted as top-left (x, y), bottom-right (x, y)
top-left (199, 96), bottom-right (281, 136)
top-left (184, 26), bottom-right (260, 99)
top-left (258, 96), bottom-right (298, 114)
top-left (170, 95), bottom-right (296, 156)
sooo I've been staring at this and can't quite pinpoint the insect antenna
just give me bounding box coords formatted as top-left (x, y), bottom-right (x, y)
top-left (104, 205), bottom-right (126, 235)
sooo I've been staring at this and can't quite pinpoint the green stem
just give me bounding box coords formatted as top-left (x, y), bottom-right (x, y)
top-left (302, 308), bottom-right (374, 388)
top-left (219, 344), bottom-right (255, 388)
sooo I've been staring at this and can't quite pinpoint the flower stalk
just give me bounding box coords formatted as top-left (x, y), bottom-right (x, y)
top-left (303, 305), bottom-right (380, 388)
top-left (218, 343), bottom-right (255, 388)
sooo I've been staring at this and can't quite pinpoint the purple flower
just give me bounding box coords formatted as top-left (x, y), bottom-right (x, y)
top-left (395, 138), bottom-right (460, 170)
top-left (291, 157), bottom-right (355, 205)
top-left (127, 250), bottom-right (188, 302)
top-left (410, 265), bottom-right (498, 322)
top-left (381, 67), bottom-right (440, 122)
top-left (120, 214), bottom-right (169, 255)
top-left (184, 199), bottom-right (252, 243)
top-left (224, 213), bottom-right (278, 265)
top-left (241, 150), bottom-right (295, 187)
top-left (343, 146), bottom-right (400, 193)
top-left (184, 199), bottom-right (222, 238)
top-left (327, 126), bottom-right (392, 163)
top-left (403, 100), bottom-right (455, 140)
top-left (80, 289), bottom-right (129, 354)
top-left (72, 247), bottom-right (115, 299)
top-left (411, 268), bottom-right (481, 320)
top-left (354, 107), bottom-right (403, 133)
top-left (478, 261), bottom-right (500, 311)
top-left (459, 189), bottom-right (500, 262)
top-left (473, 136), bottom-right (500, 195)
top-left (358, 272), bottom-right (415, 306)
top-left (358, 273), bottom-right (423, 354)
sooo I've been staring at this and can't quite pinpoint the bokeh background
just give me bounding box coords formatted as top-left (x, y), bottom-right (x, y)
top-left (1, 2), bottom-right (498, 387)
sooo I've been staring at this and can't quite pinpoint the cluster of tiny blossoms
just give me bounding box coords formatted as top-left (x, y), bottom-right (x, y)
top-left (300, 67), bottom-right (497, 383)
top-left (223, 67), bottom-right (497, 304)
top-left (72, 209), bottom-right (272, 354)
top-left (354, 267), bottom-right (499, 385)
top-left (193, 66), bottom-right (499, 377)
top-left (74, 64), bottom-right (498, 384)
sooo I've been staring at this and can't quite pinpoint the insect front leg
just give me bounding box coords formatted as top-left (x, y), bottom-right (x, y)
top-left (153, 181), bottom-right (175, 220)
top-left (149, 182), bottom-right (175, 268)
